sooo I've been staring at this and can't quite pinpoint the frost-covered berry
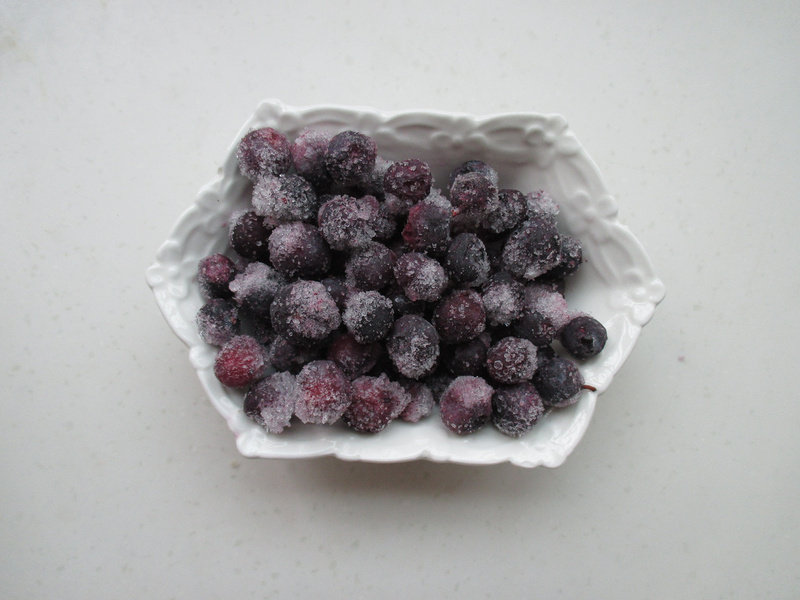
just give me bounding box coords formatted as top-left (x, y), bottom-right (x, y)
top-left (325, 131), bottom-right (377, 186)
top-left (197, 253), bottom-right (237, 299)
top-left (523, 284), bottom-right (571, 332)
top-left (383, 159), bottom-right (432, 203)
top-left (196, 298), bottom-right (240, 346)
top-left (393, 252), bottom-right (448, 303)
top-left (491, 383), bottom-right (545, 437)
top-left (533, 355), bottom-right (585, 407)
top-left (444, 233), bottom-right (489, 287)
top-left (433, 290), bottom-right (486, 344)
top-left (511, 312), bottom-right (558, 347)
top-left (559, 315), bottom-right (607, 359)
top-left (229, 210), bottom-right (271, 262)
top-left (345, 242), bottom-right (396, 291)
top-left (481, 272), bottom-right (524, 327)
top-left (342, 291), bottom-right (394, 344)
top-left (294, 360), bottom-right (352, 425)
top-left (326, 332), bottom-right (381, 379)
top-left (320, 277), bottom-right (350, 311)
top-left (443, 333), bottom-right (490, 377)
top-left (546, 235), bottom-right (583, 279)
top-left (448, 160), bottom-right (499, 190)
top-left (342, 374), bottom-right (411, 433)
top-left (267, 336), bottom-right (319, 373)
top-left (243, 371), bottom-right (298, 433)
top-left (386, 314), bottom-right (440, 380)
top-left (252, 174), bottom-right (318, 225)
top-left (401, 191), bottom-right (452, 254)
top-left (484, 188), bottom-right (528, 234)
top-left (270, 280), bottom-right (341, 345)
top-left (290, 128), bottom-right (332, 187)
top-left (318, 194), bottom-right (379, 251)
top-left (449, 172), bottom-right (497, 217)
top-left (398, 381), bottom-right (435, 423)
top-left (486, 337), bottom-right (538, 384)
top-left (228, 261), bottom-right (286, 318)
top-left (502, 217), bottom-right (562, 280)
top-left (237, 127), bottom-right (292, 180)
top-left (526, 189), bottom-right (559, 222)
top-left (213, 335), bottom-right (268, 388)
top-left (439, 376), bottom-right (494, 435)
top-left (268, 222), bottom-right (331, 279)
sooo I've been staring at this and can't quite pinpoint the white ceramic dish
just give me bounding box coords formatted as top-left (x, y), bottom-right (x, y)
top-left (146, 99), bottom-right (665, 468)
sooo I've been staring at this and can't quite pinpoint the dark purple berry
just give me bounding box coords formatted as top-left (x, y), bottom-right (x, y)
top-left (491, 383), bottom-right (545, 437)
top-left (326, 332), bottom-right (381, 379)
top-left (433, 290), bottom-right (486, 344)
top-left (443, 333), bottom-right (490, 377)
top-left (388, 289), bottom-right (427, 317)
top-left (345, 242), bottom-right (396, 291)
top-left (449, 172), bottom-right (497, 217)
top-left (267, 336), bottom-right (319, 373)
top-left (213, 335), bottom-right (268, 388)
top-left (320, 277), bottom-right (350, 311)
top-left (196, 298), bottom-right (240, 346)
top-left (294, 360), bottom-right (352, 425)
top-left (502, 217), bottom-right (562, 280)
top-left (290, 128), bottom-right (332, 188)
top-left (342, 291), bottom-right (394, 344)
top-left (485, 337), bottom-right (538, 384)
top-left (229, 210), bottom-right (271, 262)
top-left (526, 189), bottom-right (559, 222)
top-left (228, 262), bottom-right (286, 318)
top-left (401, 191), bottom-right (452, 254)
top-left (481, 272), bottom-right (524, 327)
top-left (532, 355), bottom-right (585, 407)
top-left (484, 188), bottom-right (528, 234)
top-left (237, 127), bottom-right (292, 180)
top-left (546, 235), bottom-right (583, 279)
top-left (252, 174), bottom-right (318, 225)
top-left (318, 194), bottom-right (379, 251)
top-left (398, 381), bottom-right (435, 423)
top-left (325, 131), bottom-right (377, 186)
top-left (512, 312), bottom-right (558, 347)
top-left (383, 159), bottom-right (432, 203)
top-left (444, 233), bottom-right (489, 287)
top-left (243, 371), bottom-right (298, 433)
top-left (386, 315), bottom-right (440, 380)
top-left (523, 283), bottom-right (571, 331)
top-left (448, 160), bottom-right (499, 190)
top-left (439, 376), bottom-right (494, 435)
top-left (342, 374), bottom-right (411, 433)
top-left (393, 252), bottom-right (448, 303)
top-left (270, 280), bottom-right (341, 346)
top-left (197, 253), bottom-right (237, 299)
top-left (268, 222), bottom-right (331, 279)
top-left (559, 315), bottom-right (607, 359)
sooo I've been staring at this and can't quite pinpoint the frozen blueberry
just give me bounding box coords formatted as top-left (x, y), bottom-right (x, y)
top-left (268, 222), bottom-right (331, 279)
top-left (243, 371), bottom-right (298, 433)
top-left (485, 337), bottom-right (538, 384)
top-left (386, 314), bottom-right (440, 380)
top-left (270, 280), bottom-right (341, 346)
top-left (320, 277), bottom-right (350, 311)
top-left (252, 174), bottom-right (318, 225)
top-left (401, 191), bottom-right (452, 255)
top-left (196, 298), bottom-right (240, 346)
top-left (439, 376), bottom-right (494, 435)
top-left (546, 235), bottom-right (583, 279)
top-left (325, 131), bottom-right (377, 186)
top-left (559, 315), bottom-right (607, 359)
top-left (228, 262), bottom-right (286, 318)
top-left (511, 312), bottom-right (558, 347)
top-left (345, 242), bottom-right (396, 291)
top-left (523, 283), bottom-right (571, 331)
top-left (383, 159), bottom-right (432, 203)
top-left (491, 383), bottom-right (545, 437)
top-left (326, 332), bottom-right (381, 379)
top-left (398, 381), bottom-right (435, 423)
top-left (318, 194), bottom-right (379, 251)
top-left (229, 210), bottom-right (271, 262)
top-left (433, 290), bottom-right (486, 344)
top-left (502, 217), bottom-right (562, 280)
top-left (533, 355), bottom-right (585, 407)
top-left (448, 160), bottom-right (499, 189)
top-left (197, 253), bottom-right (237, 299)
top-left (342, 291), bottom-right (394, 344)
top-left (484, 188), bottom-right (528, 234)
top-left (213, 335), bottom-right (268, 388)
top-left (449, 172), bottom-right (497, 217)
top-left (342, 374), bottom-right (411, 433)
top-left (267, 335), bottom-right (319, 373)
top-left (290, 128), bottom-right (333, 188)
top-left (443, 333), bottom-right (490, 377)
top-left (393, 252), bottom-right (448, 303)
top-left (526, 189), bottom-right (559, 222)
top-left (481, 272), bottom-right (524, 327)
top-left (237, 127), bottom-right (292, 180)
top-left (294, 360), bottom-right (352, 425)
top-left (444, 233), bottom-right (489, 287)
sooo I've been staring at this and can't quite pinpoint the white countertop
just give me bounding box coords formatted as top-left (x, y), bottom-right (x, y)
top-left (2, 1), bottom-right (798, 597)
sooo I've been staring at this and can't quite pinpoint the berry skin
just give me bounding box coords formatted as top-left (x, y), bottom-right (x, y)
top-left (383, 159), bottom-right (432, 203)
top-left (511, 311), bottom-right (558, 347)
top-left (290, 128), bottom-right (332, 188)
top-left (197, 253), bottom-right (237, 299)
top-left (448, 160), bottom-right (499, 190)
top-left (267, 336), bottom-right (320, 373)
top-left (393, 252), bottom-right (448, 303)
top-left (294, 360), bottom-right (352, 425)
top-left (532, 355), bottom-right (585, 407)
top-left (317, 194), bottom-right (379, 251)
top-left (267, 222), bottom-right (331, 279)
top-left (325, 131), bottom-right (377, 186)
top-left (502, 217), bottom-right (562, 280)
top-left (269, 280), bottom-right (341, 346)
top-left (491, 383), bottom-right (545, 437)
top-left (229, 210), bottom-right (272, 262)
top-left (433, 290), bottom-right (486, 344)
top-left (243, 371), bottom-right (298, 433)
top-left (386, 314), bottom-right (440, 380)
top-left (229, 262), bottom-right (286, 318)
top-left (398, 381), bottom-right (435, 423)
top-left (481, 272), bottom-right (524, 327)
top-left (342, 374), bottom-right (411, 433)
top-left (449, 172), bottom-right (497, 216)
top-left (485, 337), bottom-right (538, 384)
top-left (401, 191), bottom-right (452, 255)
top-left (559, 315), bottom-right (607, 359)
top-left (444, 233), bottom-right (490, 287)
top-left (196, 298), bottom-right (240, 346)
top-left (439, 376), bottom-right (494, 435)
top-left (443, 334), bottom-right (490, 377)
top-left (213, 335), bottom-right (268, 388)
top-left (484, 188), bottom-right (528, 234)
top-left (345, 242), bottom-right (396, 291)
top-left (326, 332), bottom-right (381, 379)
top-left (252, 174), bottom-right (318, 225)
top-left (237, 127), bottom-right (292, 180)
top-left (342, 291), bottom-right (394, 344)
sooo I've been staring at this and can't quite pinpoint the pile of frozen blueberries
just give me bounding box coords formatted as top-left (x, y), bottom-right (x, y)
top-left (194, 127), bottom-right (607, 437)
